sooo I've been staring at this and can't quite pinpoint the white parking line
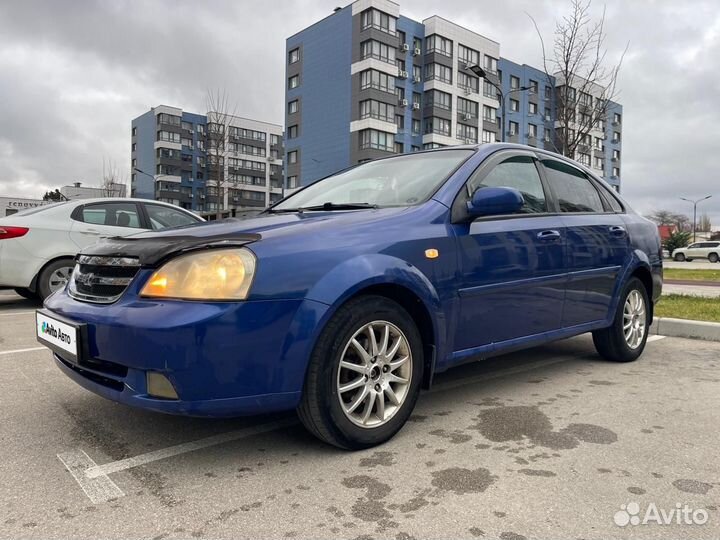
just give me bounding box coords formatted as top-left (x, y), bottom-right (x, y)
top-left (85, 417), bottom-right (298, 479)
top-left (0, 346), bottom-right (46, 356)
top-left (57, 450), bottom-right (125, 504)
top-left (647, 335), bottom-right (667, 343)
top-left (0, 310), bottom-right (36, 317)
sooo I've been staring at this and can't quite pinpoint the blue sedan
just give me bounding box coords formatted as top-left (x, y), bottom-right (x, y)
top-left (38, 143), bottom-right (662, 449)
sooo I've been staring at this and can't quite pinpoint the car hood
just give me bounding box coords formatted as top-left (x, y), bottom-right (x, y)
top-left (80, 207), bottom-right (409, 266)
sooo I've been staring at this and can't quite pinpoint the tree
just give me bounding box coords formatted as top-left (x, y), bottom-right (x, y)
top-left (42, 189), bottom-right (65, 202)
top-left (646, 210), bottom-right (690, 232)
top-left (664, 231), bottom-right (691, 256)
top-left (101, 158), bottom-right (126, 197)
top-left (698, 212), bottom-right (712, 233)
top-left (529, 0), bottom-right (628, 158)
top-left (205, 89), bottom-right (237, 220)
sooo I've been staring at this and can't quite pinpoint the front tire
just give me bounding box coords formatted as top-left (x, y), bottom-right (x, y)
top-left (37, 259), bottom-right (74, 300)
top-left (592, 277), bottom-right (650, 362)
top-left (298, 295), bottom-right (424, 450)
top-left (674, 253), bottom-right (685, 262)
top-left (709, 253), bottom-right (719, 263)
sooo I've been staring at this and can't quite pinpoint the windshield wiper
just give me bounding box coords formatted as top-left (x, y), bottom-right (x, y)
top-left (267, 202), bottom-right (378, 213)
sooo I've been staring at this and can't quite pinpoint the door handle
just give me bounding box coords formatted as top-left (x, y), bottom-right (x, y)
top-left (609, 225), bottom-right (626, 237)
top-left (537, 230), bottom-right (561, 242)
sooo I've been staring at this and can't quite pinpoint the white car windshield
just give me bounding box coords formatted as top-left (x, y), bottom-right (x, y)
top-left (273, 149), bottom-right (473, 211)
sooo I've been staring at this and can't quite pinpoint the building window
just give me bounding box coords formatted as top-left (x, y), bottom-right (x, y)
top-left (271, 134), bottom-right (280, 145)
top-left (545, 107), bottom-right (551, 121)
top-left (412, 64), bottom-right (421, 81)
top-left (424, 117), bottom-right (451, 137)
top-left (424, 63), bottom-right (452, 84)
top-left (359, 99), bottom-right (395, 122)
top-left (395, 86), bottom-right (405, 101)
top-left (457, 71), bottom-right (479, 93)
top-left (288, 75), bottom-right (299, 89)
top-left (510, 75), bottom-right (520, 90)
top-left (395, 114), bottom-right (405, 130)
top-left (288, 125), bottom-right (298, 139)
top-left (360, 39), bottom-right (396, 64)
top-left (579, 91), bottom-right (593, 107)
top-left (458, 44), bottom-right (479, 66)
top-left (510, 99), bottom-right (519, 112)
top-left (598, 119), bottom-right (605, 131)
top-left (411, 119), bottom-right (421, 135)
top-left (594, 156), bottom-right (604, 169)
top-left (529, 102), bottom-right (538, 115)
top-left (529, 79), bottom-right (538, 93)
top-left (131, 126), bottom-right (137, 137)
top-left (614, 112), bottom-right (622, 124)
top-left (359, 129), bottom-right (394, 151)
top-left (457, 124), bottom-right (478, 143)
top-left (528, 124), bottom-right (537, 138)
top-left (394, 141), bottom-right (404, 153)
top-left (360, 69), bottom-right (393, 93)
top-left (483, 80), bottom-right (497, 99)
top-left (543, 128), bottom-right (550, 142)
top-left (612, 167), bottom-right (620, 177)
top-left (287, 175), bottom-right (298, 188)
top-left (411, 145), bottom-right (420, 152)
top-left (613, 131), bottom-right (621, 142)
top-left (426, 89), bottom-right (451, 110)
top-left (157, 131), bottom-right (180, 143)
top-left (289, 47), bottom-right (300, 64)
top-left (544, 85), bottom-right (552, 100)
top-left (508, 121), bottom-right (519, 136)
top-left (131, 143), bottom-right (136, 152)
top-left (360, 8), bottom-right (397, 35)
top-left (288, 150), bottom-right (298, 164)
top-left (613, 149), bottom-right (620, 160)
top-left (483, 105), bottom-right (497, 123)
top-left (157, 113), bottom-right (181, 126)
top-left (425, 34), bottom-right (452, 57)
top-left (483, 55), bottom-right (498, 74)
top-left (482, 129), bottom-right (496, 143)
top-left (457, 97), bottom-right (479, 118)
top-left (288, 100), bottom-right (299, 114)
top-left (412, 92), bottom-right (421, 107)
top-left (396, 58), bottom-right (406, 71)
top-left (413, 37), bottom-right (422, 52)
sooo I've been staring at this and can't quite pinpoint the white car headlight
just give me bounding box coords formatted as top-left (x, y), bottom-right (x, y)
top-left (140, 248), bottom-right (256, 301)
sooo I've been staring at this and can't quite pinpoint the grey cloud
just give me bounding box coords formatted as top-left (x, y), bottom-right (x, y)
top-left (0, 0), bottom-right (718, 224)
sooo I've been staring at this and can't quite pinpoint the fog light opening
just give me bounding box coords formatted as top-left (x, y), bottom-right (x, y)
top-left (146, 372), bottom-right (179, 400)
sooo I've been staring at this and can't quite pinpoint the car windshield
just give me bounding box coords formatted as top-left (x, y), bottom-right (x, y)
top-left (273, 149), bottom-right (473, 210)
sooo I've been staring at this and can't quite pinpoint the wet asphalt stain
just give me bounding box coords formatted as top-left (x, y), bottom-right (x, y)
top-left (597, 468), bottom-right (612, 474)
top-left (587, 380), bottom-right (615, 386)
top-left (500, 533), bottom-right (527, 540)
top-left (468, 527), bottom-right (485, 536)
top-left (672, 479), bottom-right (714, 495)
top-left (641, 428), bottom-right (654, 434)
top-left (517, 469), bottom-right (557, 477)
top-left (471, 406), bottom-right (618, 450)
top-left (652, 472), bottom-right (664, 478)
top-left (627, 486), bottom-right (646, 495)
top-left (326, 506), bottom-right (345, 518)
top-left (359, 451), bottom-right (396, 468)
top-left (434, 411), bottom-right (451, 416)
top-left (494, 511), bottom-right (506, 518)
top-left (342, 475), bottom-right (393, 522)
top-left (408, 415), bottom-right (428, 423)
top-left (429, 429), bottom-right (472, 444)
top-left (430, 467), bottom-right (498, 495)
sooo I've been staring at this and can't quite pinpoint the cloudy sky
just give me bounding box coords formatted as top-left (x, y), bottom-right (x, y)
top-left (1, 0), bottom-right (718, 223)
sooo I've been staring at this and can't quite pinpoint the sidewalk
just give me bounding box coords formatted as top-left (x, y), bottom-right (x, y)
top-left (662, 283), bottom-right (720, 298)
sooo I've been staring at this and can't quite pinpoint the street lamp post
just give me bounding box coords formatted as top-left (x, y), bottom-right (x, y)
top-left (680, 195), bottom-right (712, 243)
top-left (469, 65), bottom-right (532, 142)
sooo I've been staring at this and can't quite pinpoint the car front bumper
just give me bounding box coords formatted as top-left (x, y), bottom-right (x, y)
top-left (43, 288), bottom-right (329, 416)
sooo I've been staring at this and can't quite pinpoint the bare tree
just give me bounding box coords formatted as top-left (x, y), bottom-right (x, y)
top-left (698, 212), bottom-right (712, 233)
top-left (102, 157), bottom-right (127, 197)
top-left (205, 89), bottom-right (237, 220)
top-left (529, 0), bottom-right (628, 158)
top-left (646, 210), bottom-right (691, 232)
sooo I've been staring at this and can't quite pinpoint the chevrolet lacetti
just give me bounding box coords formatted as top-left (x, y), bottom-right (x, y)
top-left (37, 144), bottom-right (662, 449)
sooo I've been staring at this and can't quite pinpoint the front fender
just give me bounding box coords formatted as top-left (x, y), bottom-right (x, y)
top-left (304, 253), bottom-right (444, 358)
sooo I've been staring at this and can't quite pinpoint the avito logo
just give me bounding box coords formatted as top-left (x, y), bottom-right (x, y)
top-left (40, 321), bottom-right (71, 345)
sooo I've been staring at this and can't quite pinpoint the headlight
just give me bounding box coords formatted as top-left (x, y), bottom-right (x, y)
top-left (140, 248), bottom-right (256, 300)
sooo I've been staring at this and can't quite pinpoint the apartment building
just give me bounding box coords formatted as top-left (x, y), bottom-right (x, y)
top-left (285, 0), bottom-right (623, 191)
top-left (131, 106), bottom-right (284, 212)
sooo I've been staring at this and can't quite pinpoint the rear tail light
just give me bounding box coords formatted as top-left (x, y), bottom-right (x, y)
top-left (0, 226), bottom-right (29, 240)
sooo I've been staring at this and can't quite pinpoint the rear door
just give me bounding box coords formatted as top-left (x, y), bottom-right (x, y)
top-left (539, 158), bottom-right (630, 327)
top-left (69, 201), bottom-right (145, 249)
top-left (452, 151), bottom-right (567, 351)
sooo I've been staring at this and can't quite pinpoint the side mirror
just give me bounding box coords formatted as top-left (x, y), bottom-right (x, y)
top-left (467, 186), bottom-right (524, 217)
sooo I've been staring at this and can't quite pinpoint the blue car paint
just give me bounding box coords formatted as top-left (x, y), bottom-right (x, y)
top-left (43, 143), bottom-right (662, 417)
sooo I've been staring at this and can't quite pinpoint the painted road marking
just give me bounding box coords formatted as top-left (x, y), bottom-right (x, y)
top-left (0, 310), bottom-right (36, 317)
top-left (85, 417), bottom-right (298, 479)
top-left (0, 346), bottom-right (46, 356)
top-left (57, 450), bottom-right (125, 504)
top-left (647, 335), bottom-right (667, 343)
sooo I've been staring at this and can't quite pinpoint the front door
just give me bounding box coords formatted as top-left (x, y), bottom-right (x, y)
top-left (453, 152), bottom-right (566, 352)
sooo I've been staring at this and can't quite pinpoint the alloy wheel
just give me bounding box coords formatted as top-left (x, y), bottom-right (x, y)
top-left (623, 289), bottom-right (646, 349)
top-left (48, 266), bottom-right (73, 293)
top-left (336, 320), bottom-right (413, 428)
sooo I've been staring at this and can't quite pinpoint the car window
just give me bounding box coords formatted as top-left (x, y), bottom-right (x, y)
top-left (468, 156), bottom-right (548, 213)
top-left (687, 243), bottom-right (699, 249)
top-left (542, 160), bottom-right (604, 213)
top-left (81, 203), bottom-right (141, 228)
top-left (145, 204), bottom-right (199, 230)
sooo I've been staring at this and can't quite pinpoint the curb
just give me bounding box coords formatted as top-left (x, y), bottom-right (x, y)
top-left (650, 317), bottom-right (720, 342)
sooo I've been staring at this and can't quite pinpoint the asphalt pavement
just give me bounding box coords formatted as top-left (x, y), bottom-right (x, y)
top-left (1, 291), bottom-right (719, 539)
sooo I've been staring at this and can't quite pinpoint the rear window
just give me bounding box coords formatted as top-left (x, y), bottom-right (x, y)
top-left (542, 160), bottom-right (605, 213)
top-left (81, 202), bottom-right (142, 228)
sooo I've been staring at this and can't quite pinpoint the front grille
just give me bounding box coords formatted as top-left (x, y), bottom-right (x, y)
top-left (68, 255), bottom-right (141, 304)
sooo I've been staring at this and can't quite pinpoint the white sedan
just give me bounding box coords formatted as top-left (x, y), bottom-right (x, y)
top-left (0, 198), bottom-right (203, 300)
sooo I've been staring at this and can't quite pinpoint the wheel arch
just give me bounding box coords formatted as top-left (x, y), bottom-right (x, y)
top-left (29, 254), bottom-right (76, 293)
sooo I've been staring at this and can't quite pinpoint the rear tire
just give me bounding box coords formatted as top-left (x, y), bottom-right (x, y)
top-left (37, 259), bottom-right (74, 300)
top-left (13, 288), bottom-right (37, 300)
top-left (592, 277), bottom-right (650, 363)
top-left (709, 253), bottom-right (719, 263)
top-left (298, 295), bottom-right (424, 450)
top-left (674, 253), bottom-right (685, 262)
